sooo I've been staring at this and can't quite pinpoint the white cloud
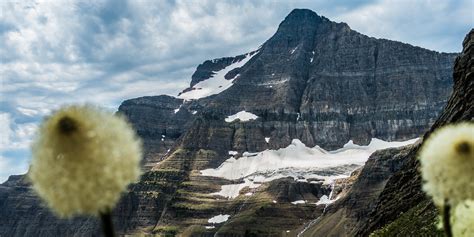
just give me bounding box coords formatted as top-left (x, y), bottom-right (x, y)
top-left (0, 113), bottom-right (12, 150)
top-left (0, 155), bottom-right (29, 183)
top-left (0, 114), bottom-right (31, 183)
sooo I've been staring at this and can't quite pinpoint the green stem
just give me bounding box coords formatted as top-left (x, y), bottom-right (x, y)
top-left (443, 203), bottom-right (452, 237)
top-left (100, 211), bottom-right (116, 237)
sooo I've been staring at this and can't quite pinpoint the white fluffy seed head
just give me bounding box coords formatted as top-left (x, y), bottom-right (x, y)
top-left (419, 122), bottom-right (474, 207)
top-left (452, 200), bottom-right (474, 236)
top-left (29, 105), bottom-right (142, 218)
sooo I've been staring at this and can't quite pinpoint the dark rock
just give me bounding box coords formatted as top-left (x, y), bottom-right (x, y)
top-left (188, 53), bottom-right (253, 88)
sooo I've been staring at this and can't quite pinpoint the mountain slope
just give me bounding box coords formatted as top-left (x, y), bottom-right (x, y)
top-left (302, 28), bottom-right (473, 237)
top-left (0, 9), bottom-right (460, 237)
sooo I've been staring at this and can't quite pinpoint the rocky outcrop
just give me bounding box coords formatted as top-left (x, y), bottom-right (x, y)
top-left (188, 53), bottom-right (256, 88)
top-left (0, 9), bottom-right (463, 237)
top-left (302, 28), bottom-right (473, 237)
top-left (189, 9), bottom-right (456, 152)
top-left (118, 95), bottom-right (190, 169)
top-left (0, 175), bottom-right (98, 236)
top-left (155, 9), bottom-right (456, 174)
top-left (301, 143), bottom-right (420, 236)
top-left (359, 28), bottom-right (473, 236)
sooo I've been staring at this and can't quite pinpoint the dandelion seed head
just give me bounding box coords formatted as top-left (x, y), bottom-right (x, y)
top-left (419, 122), bottom-right (474, 207)
top-left (452, 200), bottom-right (474, 237)
top-left (29, 105), bottom-right (142, 218)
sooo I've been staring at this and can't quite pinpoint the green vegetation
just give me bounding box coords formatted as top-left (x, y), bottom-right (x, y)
top-left (153, 226), bottom-right (179, 237)
top-left (370, 200), bottom-right (443, 237)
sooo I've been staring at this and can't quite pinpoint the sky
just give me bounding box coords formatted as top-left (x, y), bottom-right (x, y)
top-left (0, 0), bottom-right (472, 183)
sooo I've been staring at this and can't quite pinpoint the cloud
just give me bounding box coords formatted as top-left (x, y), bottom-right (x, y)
top-left (0, 113), bottom-right (12, 151)
top-left (333, 0), bottom-right (473, 53)
top-left (0, 0), bottom-right (472, 182)
top-left (0, 113), bottom-right (32, 183)
top-left (0, 154), bottom-right (29, 183)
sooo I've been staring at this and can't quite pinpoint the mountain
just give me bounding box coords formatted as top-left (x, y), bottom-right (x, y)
top-left (0, 9), bottom-right (463, 237)
top-left (302, 28), bottom-right (473, 237)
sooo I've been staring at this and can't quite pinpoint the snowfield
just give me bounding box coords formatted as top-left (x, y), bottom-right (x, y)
top-left (225, 111), bottom-right (259, 123)
top-left (210, 178), bottom-right (261, 199)
top-left (178, 51), bottom-right (258, 100)
top-left (201, 138), bottom-right (418, 199)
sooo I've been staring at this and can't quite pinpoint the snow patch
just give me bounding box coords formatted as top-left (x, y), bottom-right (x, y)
top-left (211, 178), bottom-right (261, 199)
top-left (178, 52), bottom-right (258, 100)
top-left (291, 200), bottom-right (306, 205)
top-left (192, 110), bottom-right (198, 115)
top-left (290, 46), bottom-right (298, 54)
top-left (208, 214), bottom-right (230, 224)
top-left (315, 195), bottom-right (334, 205)
top-left (225, 111), bottom-right (258, 123)
top-left (205, 226), bottom-right (215, 229)
top-left (228, 150), bottom-right (238, 156)
top-left (265, 137), bottom-right (270, 143)
top-left (202, 138), bottom-right (417, 181)
top-left (201, 138), bottom-right (418, 199)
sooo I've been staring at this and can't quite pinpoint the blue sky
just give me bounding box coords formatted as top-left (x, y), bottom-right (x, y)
top-left (0, 0), bottom-right (472, 182)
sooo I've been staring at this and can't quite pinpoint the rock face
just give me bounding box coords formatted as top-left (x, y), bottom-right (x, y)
top-left (118, 95), bottom-right (189, 169)
top-left (302, 28), bottom-right (473, 237)
top-left (0, 9), bottom-right (463, 237)
top-left (183, 8), bottom-right (455, 152)
top-left (188, 52), bottom-right (256, 88)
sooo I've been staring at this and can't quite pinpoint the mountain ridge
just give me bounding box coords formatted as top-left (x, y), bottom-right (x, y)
top-left (0, 9), bottom-right (464, 237)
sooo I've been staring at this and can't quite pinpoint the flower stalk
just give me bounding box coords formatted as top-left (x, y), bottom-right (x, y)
top-left (100, 210), bottom-right (116, 237)
top-left (443, 202), bottom-right (452, 237)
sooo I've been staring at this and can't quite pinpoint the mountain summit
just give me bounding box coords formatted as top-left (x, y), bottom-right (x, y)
top-left (0, 9), bottom-right (463, 237)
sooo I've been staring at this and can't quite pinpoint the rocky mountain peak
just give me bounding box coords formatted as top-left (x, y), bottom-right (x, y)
top-left (264, 9), bottom-right (349, 49)
top-left (278, 8), bottom-right (326, 28)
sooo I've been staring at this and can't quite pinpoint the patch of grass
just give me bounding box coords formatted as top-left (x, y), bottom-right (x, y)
top-left (153, 226), bottom-right (179, 237)
top-left (172, 201), bottom-right (216, 211)
top-left (370, 200), bottom-right (443, 237)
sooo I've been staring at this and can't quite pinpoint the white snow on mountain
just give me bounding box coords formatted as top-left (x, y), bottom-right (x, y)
top-left (202, 138), bottom-right (418, 199)
top-left (315, 195), bottom-right (333, 205)
top-left (225, 111), bottom-right (259, 123)
top-left (208, 214), bottom-right (231, 224)
top-left (211, 178), bottom-right (261, 199)
top-left (291, 200), bottom-right (306, 205)
top-left (290, 46), bottom-right (298, 54)
top-left (178, 51), bottom-right (258, 100)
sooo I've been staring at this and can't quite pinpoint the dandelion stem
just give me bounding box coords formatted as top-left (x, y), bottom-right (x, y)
top-left (443, 203), bottom-right (452, 237)
top-left (100, 211), bottom-right (116, 237)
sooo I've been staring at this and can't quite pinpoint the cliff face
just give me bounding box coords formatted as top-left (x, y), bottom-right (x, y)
top-left (0, 9), bottom-right (463, 237)
top-left (302, 29), bottom-right (473, 237)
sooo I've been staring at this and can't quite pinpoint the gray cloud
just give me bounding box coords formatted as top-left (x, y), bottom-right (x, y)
top-left (0, 0), bottom-right (472, 182)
